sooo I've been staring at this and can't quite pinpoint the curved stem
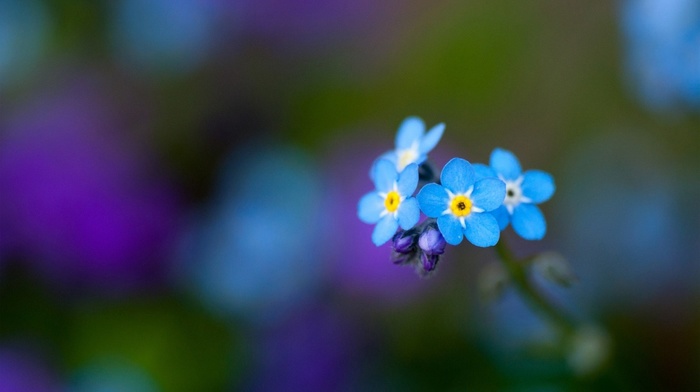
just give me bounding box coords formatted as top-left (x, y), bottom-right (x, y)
top-left (494, 239), bottom-right (576, 336)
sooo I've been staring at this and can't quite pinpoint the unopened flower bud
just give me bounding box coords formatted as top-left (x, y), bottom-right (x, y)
top-left (391, 230), bottom-right (419, 265)
top-left (392, 230), bottom-right (418, 254)
top-left (418, 227), bottom-right (446, 256)
top-left (532, 251), bottom-right (577, 287)
top-left (420, 252), bottom-right (439, 272)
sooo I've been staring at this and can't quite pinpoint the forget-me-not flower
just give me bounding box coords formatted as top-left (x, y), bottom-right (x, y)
top-left (372, 116), bottom-right (445, 177)
top-left (358, 160), bottom-right (420, 246)
top-left (474, 148), bottom-right (555, 240)
top-left (417, 158), bottom-right (505, 247)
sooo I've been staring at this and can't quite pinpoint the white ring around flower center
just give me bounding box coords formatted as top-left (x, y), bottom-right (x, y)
top-left (378, 182), bottom-right (405, 218)
top-left (442, 187), bottom-right (484, 228)
top-left (396, 141), bottom-right (420, 171)
top-left (501, 175), bottom-right (530, 214)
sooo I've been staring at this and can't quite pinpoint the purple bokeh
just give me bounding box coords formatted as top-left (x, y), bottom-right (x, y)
top-left (0, 79), bottom-right (181, 293)
top-left (246, 306), bottom-right (357, 391)
top-left (0, 346), bottom-right (60, 392)
top-left (238, 0), bottom-right (395, 47)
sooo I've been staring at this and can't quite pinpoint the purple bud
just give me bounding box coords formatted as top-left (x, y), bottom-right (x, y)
top-left (418, 227), bottom-right (446, 255)
top-left (392, 230), bottom-right (417, 254)
top-left (420, 252), bottom-right (439, 272)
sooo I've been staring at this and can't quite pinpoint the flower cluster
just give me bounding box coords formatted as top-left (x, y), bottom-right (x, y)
top-left (357, 116), bottom-right (555, 275)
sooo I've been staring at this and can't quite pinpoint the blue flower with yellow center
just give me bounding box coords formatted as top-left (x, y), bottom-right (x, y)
top-left (417, 158), bottom-right (505, 247)
top-left (358, 160), bottom-right (420, 246)
top-left (372, 116), bottom-right (445, 177)
top-left (474, 148), bottom-right (555, 240)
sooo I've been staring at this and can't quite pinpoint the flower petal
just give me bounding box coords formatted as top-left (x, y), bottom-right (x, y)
top-left (512, 204), bottom-right (546, 240)
top-left (397, 163), bottom-right (419, 196)
top-left (418, 122), bottom-right (445, 154)
top-left (395, 116), bottom-right (425, 150)
top-left (490, 148), bottom-right (522, 180)
top-left (358, 192), bottom-right (385, 224)
top-left (521, 170), bottom-right (555, 204)
top-left (470, 177), bottom-right (506, 212)
top-left (369, 151), bottom-right (396, 180)
top-left (397, 197), bottom-right (420, 230)
top-left (440, 158), bottom-right (475, 194)
top-left (472, 163), bottom-right (496, 180)
top-left (416, 183), bottom-right (449, 218)
top-left (372, 214), bottom-right (399, 246)
top-left (491, 205), bottom-right (510, 230)
top-left (437, 214), bottom-right (464, 245)
top-left (372, 159), bottom-right (397, 193)
top-left (463, 213), bottom-right (500, 247)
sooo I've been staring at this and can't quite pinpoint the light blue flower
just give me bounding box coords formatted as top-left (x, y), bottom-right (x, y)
top-left (372, 116), bottom-right (445, 177)
top-left (474, 148), bottom-right (555, 240)
top-left (358, 160), bottom-right (420, 246)
top-left (416, 158), bottom-right (505, 247)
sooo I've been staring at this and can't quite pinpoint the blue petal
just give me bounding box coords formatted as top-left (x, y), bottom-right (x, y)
top-left (463, 213), bottom-right (500, 247)
top-left (491, 205), bottom-right (511, 230)
top-left (416, 183), bottom-right (449, 218)
top-left (470, 178), bottom-right (506, 212)
top-left (437, 214), bottom-right (464, 245)
top-left (521, 170), bottom-right (555, 204)
top-left (372, 214), bottom-right (399, 246)
top-left (397, 163), bottom-right (419, 196)
top-left (395, 116), bottom-right (425, 150)
top-left (397, 197), bottom-right (420, 230)
top-left (490, 148), bottom-right (522, 180)
top-left (413, 153), bottom-right (428, 166)
top-left (418, 122), bottom-right (445, 154)
top-left (372, 159), bottom-right (397, 193)
top-left (512, 204), bottom-right (546, 240)
top-left (358, 192), bottom-right (384, 224)
top-left (369, 151), bottom-right (395, 180)
top-left (472, 163), bottom-right (496, 180)
top-left (440, 158), bottom-right (475, 194)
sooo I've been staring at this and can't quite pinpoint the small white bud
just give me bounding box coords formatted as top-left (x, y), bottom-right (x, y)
top-left (478, 262), bottom-right (510, 302)
top-left (532, 251), bottom-right (577, 287)
top-left (567, 325), bottom-right (612, 376)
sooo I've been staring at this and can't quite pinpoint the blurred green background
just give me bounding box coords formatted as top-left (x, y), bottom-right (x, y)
top-left (1, 0), bottom-right (699, 390)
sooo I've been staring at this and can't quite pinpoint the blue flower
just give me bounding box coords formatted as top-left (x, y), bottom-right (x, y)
top-left (372, 116), bottom-right (445, 176)
top-left (358, 160), bottom-right (420, 246)
top-left (474, 148), bottom-right (555, 240)
top-left (416, 158), bottom-right (505, 247)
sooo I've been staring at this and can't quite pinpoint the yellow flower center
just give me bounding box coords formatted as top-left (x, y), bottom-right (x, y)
top-left (397, 149), bottom-right (418, 171)
top-left (384, 191), bottom-right (401, 212)
top-left (450, 195), bottom-right (472, 217)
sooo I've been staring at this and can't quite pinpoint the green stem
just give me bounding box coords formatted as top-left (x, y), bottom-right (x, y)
top-left (494, 239), bottom-right (576, 336)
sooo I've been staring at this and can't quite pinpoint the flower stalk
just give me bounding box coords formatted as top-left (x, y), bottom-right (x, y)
top-left (494, 239), bottom-right (575, 336)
